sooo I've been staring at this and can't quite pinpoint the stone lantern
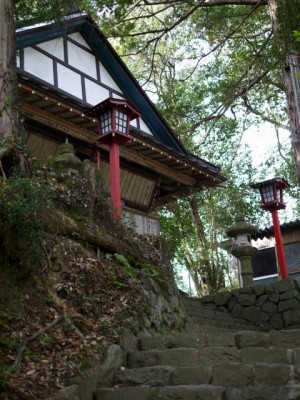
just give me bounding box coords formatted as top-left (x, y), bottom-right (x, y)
top-left (226, 214), bottom-right (258, 287)
top-left (52, 139), bottom-right (83, 175)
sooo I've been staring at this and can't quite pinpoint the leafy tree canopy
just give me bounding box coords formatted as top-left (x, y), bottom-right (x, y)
top-left (9, 0), bottom-right (300, 293)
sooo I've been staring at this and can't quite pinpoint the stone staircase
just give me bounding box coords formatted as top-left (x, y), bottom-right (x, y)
top-left (182, 296), bottom-right (261, 332)
top-left (93, 296), bottom-right (300, 400)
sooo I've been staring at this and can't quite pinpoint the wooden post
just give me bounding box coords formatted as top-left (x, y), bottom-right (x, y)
top-left (271, 209), bottom-right (288, 279)
top-left (109, 141), bottom-right (121, 219)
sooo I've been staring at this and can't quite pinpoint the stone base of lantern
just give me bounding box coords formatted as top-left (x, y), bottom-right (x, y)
top-left (232, 246), bottom-right (258, 287)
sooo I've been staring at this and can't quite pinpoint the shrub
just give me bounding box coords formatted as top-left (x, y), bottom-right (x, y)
top-left (0, 177), bottom-right (52, 276)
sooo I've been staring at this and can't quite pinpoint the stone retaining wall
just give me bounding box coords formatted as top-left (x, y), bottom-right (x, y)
top-left (60, 261), bottom-right (187, 400)
top-left (201, 279), bottom-right (300, 330)
top-left (137, 276), bottom-right (186, 336)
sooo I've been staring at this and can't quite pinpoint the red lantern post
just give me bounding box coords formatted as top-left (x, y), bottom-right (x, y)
top-left (251, 178), bottom-right (290, 280)
top-left (87, 98), bottom-right (141, 219)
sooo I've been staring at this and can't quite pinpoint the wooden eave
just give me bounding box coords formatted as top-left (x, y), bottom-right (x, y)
top-left (16, 14), bottom-right (188, 156)
top-left (16, 13), bottom-right (227, 210)
top-left (18, 81), bottom-right (226, 208)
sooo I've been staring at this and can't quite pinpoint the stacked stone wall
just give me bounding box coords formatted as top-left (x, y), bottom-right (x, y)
top-left (135, 276), bottom-right (187, 337)
top-left (201, 279), bottom-right (300, 330)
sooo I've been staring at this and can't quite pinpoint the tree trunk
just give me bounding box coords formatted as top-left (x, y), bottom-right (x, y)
top-left (283, 57), bottom-right (300, 185)
top-left (0, 0), bottom-right (18, 139)
top-left (268, 0), bottom-right (300, 185)
top-left (188, 196), bottom-right (219, 295)
top-left (46, 210), bottom-right (149, 264)
top-left (170, 202), bottom-right (202, 295)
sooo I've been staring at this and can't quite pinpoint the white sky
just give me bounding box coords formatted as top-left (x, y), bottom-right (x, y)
top-left (242, 123), bottom-right (291, 170)
top-left (178, 123), bottom-right (293, 294)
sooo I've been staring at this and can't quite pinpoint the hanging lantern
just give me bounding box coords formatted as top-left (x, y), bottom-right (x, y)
top-left (86, 98), bottom-right (141, 219)
top-left (86, 98), bottom-right (141, 146)
top-left (251, 177), bottom-right (290, 280)
top-left (251, 178), bottom-right (290, 211)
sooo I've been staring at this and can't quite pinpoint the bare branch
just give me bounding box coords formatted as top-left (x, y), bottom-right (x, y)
top-left (275, 125), bottom-right (290, 163)
top-left (242, 95), bottom-right (289, 129)
top-left (115, 1), bottom-right (208, 39)
top-left (113, 4), bottom-right (174, 26)
top-left (12, 316), bottom-right (63, 371)
top-left (118, 0), bottom-right (268, 90)
top-left (143, 0), bottom-right (267, 5)
top-left (192, 0), bottom-right (267, 6)
top-left (189, 67), bottom-right (271, 146)
top-left (0, 159), bottom-right (6, 178)
top-left (265, 77), bottom-right (285, 92)
top-left (112, 0), bottom-right (267, 40)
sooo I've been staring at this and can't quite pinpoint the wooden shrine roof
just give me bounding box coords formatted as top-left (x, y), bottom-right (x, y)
top-left (16, 13), bottom-right (226, 210)
top-left (19, 81), bottom-right (226, 208)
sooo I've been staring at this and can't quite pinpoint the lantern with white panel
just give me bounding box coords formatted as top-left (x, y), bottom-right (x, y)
top-left (251, 177), bottom-right (290, 280)
top-left (253, 177), bottom-right (288, 211)
top-left (86, 98), bottom-right (141, 219)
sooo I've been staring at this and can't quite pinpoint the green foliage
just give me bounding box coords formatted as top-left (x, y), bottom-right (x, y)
top-left (100, 1), bottom-right (300, 293)
top-left (0, 335), bottom-right (18, 389)
top-left (0, 336), bottom-right (18, 351)
top-left (15, 0), bottom-right (95, 26)
top-left (103, 253), bottom-right (132, 287)
top-left (276, 0), bottom-right (300, 55)
top-left (0, 363), bottom-right (16, 390)
top-left (0, 97), bottom-right (14, 118)
top-left (0, 176), bottom-right (52, 274)
top-left (37, 334), bottom-right (56, 344)
top-left (114, 253), bottom-right (139, 282)
top-left (294, 32), bottom-right (300, 48)
top-left (10, 1), bottom-right (300, 295)
top-left (104, 252), bottom-right (163, 286)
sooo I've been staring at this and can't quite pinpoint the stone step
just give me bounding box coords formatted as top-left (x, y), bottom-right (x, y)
top-left (114, 362), bottom-right (294, 388)
top-left (185, 324), bottom-right (260, 333)
top-left (138, 330), bottom-right (300, 351)
top-left (182, 297), bottom-right (260, 329)
top-left (94, 385), bottom-right (300, 400)
top-left (184, 307), bottom-right (253, 322)
top-left (186, 310), bottom-right (237, 319)
top-left (127, 346), bottom-right (295, 369)
top-left (183, 302), bottom-right (220, 315)
top-left (184, 321), bottom-right (237, 333)
top-left (186, 310), bottom-right (245, 320)
top-left (186, 316), bottom-right (256, 329)
top-left (185, 307), bottom-right (220, 315)
top-left (139, 332), bottom-right (235, 351)
top-left (94, 384), bottom-right (225, 400)
top-left (224, 385), bottom-right (300, 400)
top-left (185, 307), bottom-right (250, 318)
top-left (139, 330), bottom-right (268, 351)
top-left (181, 297), bottom-right (209, 307)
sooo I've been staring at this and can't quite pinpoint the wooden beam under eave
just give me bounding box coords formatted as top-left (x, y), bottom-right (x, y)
top-left (22, 102), bottom-right (197, 187)
top-left (22, 103), bottom-right (98, 144)
top-left (121, 147), bottom-right (196, 187)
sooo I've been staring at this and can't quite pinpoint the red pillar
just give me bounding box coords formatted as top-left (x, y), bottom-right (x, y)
top-left (109, 141), bottom-right (121, 220)
top-left (271, 209), bottom-right (288, 279)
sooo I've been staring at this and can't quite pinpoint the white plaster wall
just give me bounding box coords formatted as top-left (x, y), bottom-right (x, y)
top-left (37, 38), bottom-right (64, 61)
top-left (16, 51), bottom-right (20, 67)
top-left (85, 79), bottom-right (110, 105)
top-left (68, 33), bottom-right (91, 50)
top-left (57, 63), bottom-right (82, 98)
top-left (68, 41), bottom-right (97, 79)
top-left (112, 92), bottom-right (126, 100)
top-left (139, 118), bottom-right (153, 136)
top-left (24, 47), bottom-right (54, 84)
top-left (130, 119), bottom-right (137, 128)
top-left (100, 62), bottom-right (122, 92)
